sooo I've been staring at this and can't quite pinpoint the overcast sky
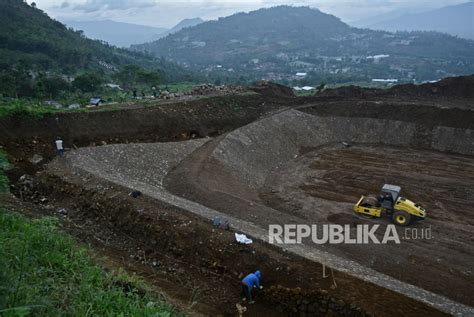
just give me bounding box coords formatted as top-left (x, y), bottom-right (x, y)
top-left (32, 0), bottom-right (469, 28)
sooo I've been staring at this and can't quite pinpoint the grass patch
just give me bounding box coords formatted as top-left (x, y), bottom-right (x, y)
top-left (0, 100), bottom-right (65, 120)
top-left (0, 149), bottom-right (9, 192)
top-left (158, 83), bottom-right (194, 94)
top-left (293, 90), bottom-right (316, 97)
top-left (0, 210), bottom-right (176, 316)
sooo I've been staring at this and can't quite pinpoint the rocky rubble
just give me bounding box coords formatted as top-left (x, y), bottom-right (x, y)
top-left (190, 84), bottom-right (247, 96)
top-left (264, 285), bottom-right (365, 316)
top-left (11, 174), bottom-right (47, 203)
top-left (159, 84), bottom-right (247, 100)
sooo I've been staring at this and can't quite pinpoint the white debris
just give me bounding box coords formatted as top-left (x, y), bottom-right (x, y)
top-left (293, 86), bottom-right (314, 91)
top-left (68, 103), bottom-right (80, 109)
top-left (235, 233), bottom-right (253, 244)
top-left (372, 79), bottom-right (398, 83)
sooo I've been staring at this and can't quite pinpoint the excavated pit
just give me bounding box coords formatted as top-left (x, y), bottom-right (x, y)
top-left (4, 78), bottom-right (474, 316)
top-left (163, 107), bottom-right (474, 312)
top-left (44, 103), bottom-right (474, 315)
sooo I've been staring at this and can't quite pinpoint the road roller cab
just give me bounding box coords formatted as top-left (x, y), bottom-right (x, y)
top-left (354, 184), bottom-right (426, 226)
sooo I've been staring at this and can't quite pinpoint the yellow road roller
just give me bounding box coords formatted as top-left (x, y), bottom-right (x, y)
top-left (354, 184), bottom-right (426, 226)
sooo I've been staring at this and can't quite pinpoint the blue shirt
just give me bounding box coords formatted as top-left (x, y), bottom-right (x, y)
top-left (242, 271), bottom-right (261, 289)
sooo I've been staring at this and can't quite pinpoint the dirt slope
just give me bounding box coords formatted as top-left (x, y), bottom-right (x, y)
top-left (164, 106), bottom-right (474, 311)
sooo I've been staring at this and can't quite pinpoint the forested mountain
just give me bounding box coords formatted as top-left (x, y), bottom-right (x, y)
top-left (0, 0), bottom-right (195, 98)
top-left (363, 2), bottom-right (474, 40)
top-left (0, 0), bottom-right (191, 79)
top-left (65, 18), bottom-right (203, 48)
top-left (65, 20), bottom-right (168, 47)
top-left (164, 18), bottom-right (204, 35)
top-left (133, 6), bottom-right (474, 84)
top-left (127, 18), bottom-right (205, 45)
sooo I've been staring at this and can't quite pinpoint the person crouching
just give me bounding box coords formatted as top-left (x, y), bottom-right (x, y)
top-left (240, 270), bottom-right (263, 304)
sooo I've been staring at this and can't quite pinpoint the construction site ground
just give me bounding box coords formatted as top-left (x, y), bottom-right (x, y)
top-left (1, 78), bottom-right (473, 316)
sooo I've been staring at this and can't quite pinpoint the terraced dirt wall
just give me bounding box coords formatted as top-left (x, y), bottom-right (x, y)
top-left (209, 108), bottom-right (474, 190)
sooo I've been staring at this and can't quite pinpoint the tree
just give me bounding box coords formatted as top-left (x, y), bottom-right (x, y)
top-left (114, 65), bottom-right (141, 87)
top-left (137, 71), bottom-right (160, 86)
top-left (0, 69), bottom-right (34, 98)
top-left (0, 72), bottom-right (19, 97)
top-left (36, 75), bottom-right (70, 98)
top-left (316, 81), bottom-right (326, 93)
top-left (114, 65), bottom-right (160, 88)
top-left (72, 73), bottom-right (103, 93)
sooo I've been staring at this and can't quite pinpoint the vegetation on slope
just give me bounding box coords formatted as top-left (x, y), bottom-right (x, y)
top-left (0, 0), bottom-right (142, 71)
top-left (0, 150), bottom-right (175, 316)
top-left (0, 210), bottom-right (176, 316)
top-left (0, 0), bottom-right (196, 99)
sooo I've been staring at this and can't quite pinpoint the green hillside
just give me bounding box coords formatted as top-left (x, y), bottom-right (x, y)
top-left (0, 0), bottom-right (194, 98)
top-left (0, 0), bottom-right (146, 72)
top-left (133, 6), bottom-right (474, 84)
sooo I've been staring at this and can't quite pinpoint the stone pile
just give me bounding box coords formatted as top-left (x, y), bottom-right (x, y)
top-left (190, 84), bottom-right (246, 96)
top-left (159, 84), bottom-right (247, 100)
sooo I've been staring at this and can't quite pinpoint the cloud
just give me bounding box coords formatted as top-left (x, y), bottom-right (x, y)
top-left (73, 0), bottom-right (157, 13)
top-left (36, 0), bottom-right (469, 28)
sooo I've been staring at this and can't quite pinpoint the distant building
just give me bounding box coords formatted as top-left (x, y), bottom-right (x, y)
top-left (295, 72), bottom-right (307, 77)
top-left (367, 55), bottom-right (390, 64)
top-left (367, 54), bottom-right (390, 60)
top-left (293, 86), bottom-right (315, 91)
top-left (89, 97), bottom-right (103, 106)
top-left (372, 79), bottom-right (398, 83)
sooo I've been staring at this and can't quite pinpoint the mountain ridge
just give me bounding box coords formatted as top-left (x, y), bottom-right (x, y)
top-left (170, 18), bottom-right (204, 33)
top-left (363, 2), bottom-right (474, 40)
top-left (65, 18), bottom-right (204, 47)
top-left (132, 5), bottom-right (474, 83)
top-left (151, 17), bottom-right (204, 42)
top-left (65, 20), bottom-right (168, 47)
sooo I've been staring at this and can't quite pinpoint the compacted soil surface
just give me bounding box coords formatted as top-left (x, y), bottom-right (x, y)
top-left (261, 144), bottom-right (474, 306)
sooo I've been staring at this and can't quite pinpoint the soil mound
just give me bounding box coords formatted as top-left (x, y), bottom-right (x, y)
top-left (317, 85), bottom-right (378, 98)
top-left (250, 81), bottom-right (295, 98)
top-left (389, 75), bottom-right (474, 99)
top-left (318, 75), bottom-right (474, 100)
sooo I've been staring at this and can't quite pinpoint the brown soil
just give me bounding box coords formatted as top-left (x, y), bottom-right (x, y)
top-left (317, 74), bottom-right (474, 104)
top-left (165, 136), bottom-right (474, 308)
top-left (250, 81), bottom-right (296, 98)
top-left (0, 93), bottom-right (286, 179)
top-left (261, 145), bottom-right (474, 305)
top-left (1, 76), bottom-right (473, 316)
top-left (27, 167), bottom-right (447, 316)
top-left (299, 101), bottom-right (474, 129)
